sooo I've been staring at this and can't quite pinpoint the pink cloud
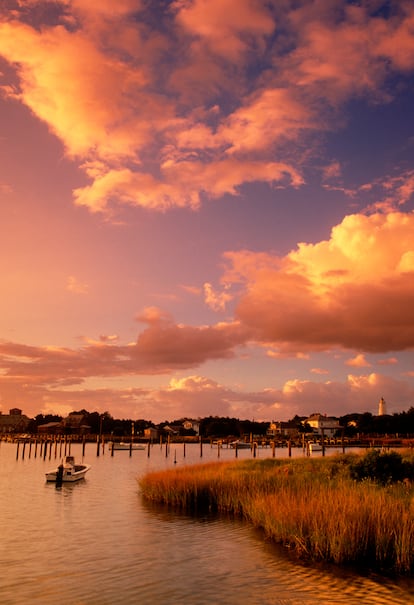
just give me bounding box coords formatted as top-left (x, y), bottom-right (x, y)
top-left (173, 0), bottom-right (274, 61)
top-left (346, 354), bottom-right (371, 368)
top-left (223, 211), bottom-right (414, 353)
top-left (0, 2), bottom-right (413, 215)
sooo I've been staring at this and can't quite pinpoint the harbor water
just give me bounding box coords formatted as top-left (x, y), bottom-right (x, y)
top-left (0, 441), bottom-right (413, 605)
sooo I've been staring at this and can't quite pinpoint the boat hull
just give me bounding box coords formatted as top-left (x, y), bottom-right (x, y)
top-left (45, 456), bottom-right (91, 482)
top-left (108, 442), bottom-right (146, 450)
top-left (229, 441), bottom-right (252, 449)
top-left (45, 466), bottom-right (90, 482)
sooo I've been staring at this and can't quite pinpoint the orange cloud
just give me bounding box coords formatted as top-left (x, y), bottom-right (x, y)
top-left (173, 0), bottom-right (274, 61)
top-left (346, 354), bottom-right (371, 368)
top-left (224, 211), bottom-right (414, 353)
top-left (66, 275), bottom-right (89, 294)
top-left (1, 2), bottom-right (413, 215)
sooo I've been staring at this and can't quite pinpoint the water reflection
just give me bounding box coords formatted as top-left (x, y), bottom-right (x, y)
top-left (0, 442), bottom-right (413, 605)
top-left (140, 502), bottom-right (414, 605)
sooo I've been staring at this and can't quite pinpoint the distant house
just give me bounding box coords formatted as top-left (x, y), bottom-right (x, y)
top-left (144, 427), bottom-right (159, 441)
top-left (0, 408), bottom-right (30, 434)
top-left (183, 419), bottom-right (200, 435)
top-left (163, 424), bottom-right (181, 436)
top-left (304, 413), bottom-right (341, 438)
top-left (37, 422), bottom-right (63, 435)
top-left (61, 412), bottom-right (90, 435)
top-left (267, 421), bottom-right (299, 438)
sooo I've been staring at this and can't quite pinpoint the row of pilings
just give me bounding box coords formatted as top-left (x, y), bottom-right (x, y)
top-left (9, 433), bottom-right (351, 462)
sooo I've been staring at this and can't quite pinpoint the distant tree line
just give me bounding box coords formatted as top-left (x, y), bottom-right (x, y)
top-left (24, 408), bottom-right (414, 438)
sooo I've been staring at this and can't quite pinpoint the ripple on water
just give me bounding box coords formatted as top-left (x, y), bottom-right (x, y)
top-left (1, 443), bottom-right (414, 605)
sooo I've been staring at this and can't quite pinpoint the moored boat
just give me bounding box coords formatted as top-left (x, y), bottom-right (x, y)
top-left (108, 441), bottom-right (146, 450)
top-left (229, 440), bottom-right (252, 449)
top-left (309, 442), bottom-right (322, 452)
top-left (45, 456), bottom-right (91, 482)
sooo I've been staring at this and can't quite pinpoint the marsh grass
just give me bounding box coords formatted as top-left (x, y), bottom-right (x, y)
top-left (139, 452), bottom-right (414, 575)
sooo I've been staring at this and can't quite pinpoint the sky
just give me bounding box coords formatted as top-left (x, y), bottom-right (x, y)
top-left (0, 0), bottom-right (414, 423)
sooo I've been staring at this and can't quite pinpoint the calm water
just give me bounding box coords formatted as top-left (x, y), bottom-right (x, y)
top-left (0, 441), bottom-right (413, 605)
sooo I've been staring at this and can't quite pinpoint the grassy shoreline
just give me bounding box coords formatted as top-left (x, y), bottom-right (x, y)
top-left (139, 451), bottom-right (414, 576)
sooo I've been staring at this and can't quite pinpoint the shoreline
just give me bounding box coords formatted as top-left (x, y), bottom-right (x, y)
top-left (139, 450), bottom-right (414, 577)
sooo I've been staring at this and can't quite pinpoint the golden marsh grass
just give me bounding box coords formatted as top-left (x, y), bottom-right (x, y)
top-left (139, 453), bottom-right (414, 575)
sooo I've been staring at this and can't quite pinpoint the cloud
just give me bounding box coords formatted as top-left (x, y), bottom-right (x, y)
top-left (203, 282), bottom-right (233, 312)
top-left (346, 354), bottom-right (371, 368)
top-left (66, 275), bottom-right (89, 294)
top-left (223, 211), bottom-right (414, 354)
top-left (0, 308), bottom-right (248, 388)
top-left (0, 2), bottom-right (413, 214)
top-left (2, 361), bottom-right (413, 421)
top-left (310, 368), bottom-right (329, 375)
top-left (283, 2), bottom-right (414, 103)
top-left (173, 0), bottom-right (274, 61)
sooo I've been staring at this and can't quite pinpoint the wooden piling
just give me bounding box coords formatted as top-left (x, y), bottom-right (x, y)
top-left (271, 440), bottom-right (275, 458)
top-left (183, 442), bottom-right (186, 458)
top-left (96, 435), bottom-right (100, 457)
top-left (147, 440), bottom-right (150, 458)
top-left (82, 436), bottom-right (86, 457)
top-left (16, 441), bottom-right (20, 460)
top-left (200, 436), bottom-right (203, 457)
top-left (288, 440), bottom-right (292, 458)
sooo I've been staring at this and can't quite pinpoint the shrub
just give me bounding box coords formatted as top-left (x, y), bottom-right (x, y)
top-left (349, 449), bottom-right (413, 484)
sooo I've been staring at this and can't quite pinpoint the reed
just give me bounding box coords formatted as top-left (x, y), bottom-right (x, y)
top-left (139, 453), bottom-right (414, 574)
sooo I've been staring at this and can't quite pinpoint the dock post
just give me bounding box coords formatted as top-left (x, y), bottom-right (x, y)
top-left (288, 440), bottom-right (292, 458)
top-left (200, 436), bottom-right (203, 458)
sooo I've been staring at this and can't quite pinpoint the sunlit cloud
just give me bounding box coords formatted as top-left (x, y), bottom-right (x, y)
top-left (346, 354), bottom-right (372, 368)
top-left (311, 368), bottom-right (329, 375)
top-left (0, 2), bottom-right (413, 216)
top-left (203, 282), bottom-right (232, 312)
top-left (223, 211), bottom-right (414, 354)
top-left (66, 275), bottom-right (89, 294)
top-left (377, 357), bottom-right (398, 366)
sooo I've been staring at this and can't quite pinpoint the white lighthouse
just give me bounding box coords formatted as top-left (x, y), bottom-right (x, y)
top-left (378, 397), bottom-right (387, 416)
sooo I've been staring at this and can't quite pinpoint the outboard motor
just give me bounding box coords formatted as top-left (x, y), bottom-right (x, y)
top-left (56, 463), bottom-right (64, 487)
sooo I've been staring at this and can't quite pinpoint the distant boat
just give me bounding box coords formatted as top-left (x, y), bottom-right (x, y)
top-left (108, 441), bottom-right (146, 451)
top-left (309, 442), bottom-right (322, 452)
top-left (229, 440), bottom-right (252, 449)
top-left (45, 456), bottom-right (91, 483)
